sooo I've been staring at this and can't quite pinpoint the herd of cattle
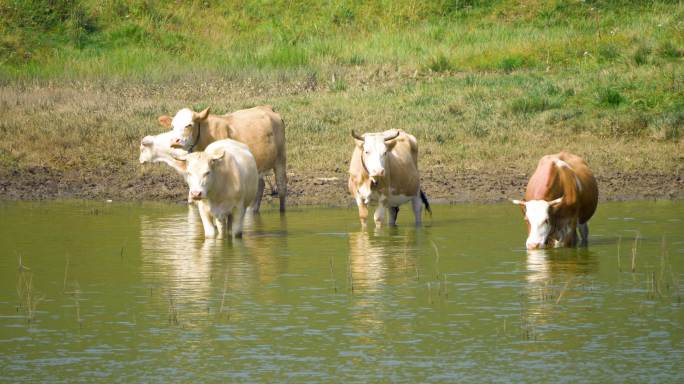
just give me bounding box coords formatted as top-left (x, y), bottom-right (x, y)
top-left (139, 106), bottom-right (598, 250)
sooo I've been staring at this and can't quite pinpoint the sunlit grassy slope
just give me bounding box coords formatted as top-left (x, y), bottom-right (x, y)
top-left (0, 0), bottom-right (682, 201)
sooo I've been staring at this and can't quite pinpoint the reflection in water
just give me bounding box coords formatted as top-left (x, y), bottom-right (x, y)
top-left (348, 231), bottom-right (387, 292)
top-left (140, 206), bottom-right (222, 323)
top-left (523, 248), bottom-right (599, 333)
top-left (1, 201), bottom-right (684, 382)
top-left (139, 206), bottom-right (290, 323)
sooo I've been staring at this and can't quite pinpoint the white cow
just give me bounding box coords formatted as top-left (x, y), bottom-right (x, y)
top-left (139, 131), bottom-right (189, 174)
top-left (139, 131), bottom-right (194, 202)
top-left (173, 139), bottom-right (258, 239)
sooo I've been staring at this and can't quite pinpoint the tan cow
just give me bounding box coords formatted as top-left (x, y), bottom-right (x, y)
top-left (172, 139), bottom-right (258, 239)
top-left (159, 106), bottom-right (286, 213)
top-left (348, 129), bottom-right (431, 228)
top-left (512, 151), bottom-right (599, 249)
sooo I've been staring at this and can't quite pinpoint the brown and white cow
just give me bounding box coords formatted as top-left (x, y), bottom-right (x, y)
top-left (512, 152), bottom-right (598, 249)
top-left (159, 106), bottom-right (286, 213)
top-left (348, 129), bottom-right (431, 228)
top-left (172, 139), bottom-right (258, 239)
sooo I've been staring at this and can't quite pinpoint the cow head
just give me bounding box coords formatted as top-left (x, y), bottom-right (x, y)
top-left (139, 135), bottom-right (155, 164)
top-left (139, 131), bottom-right (189, 172)
top-left (158, 107), bottom-right (210, 150)
top-left (512, 197), bottom-right (563, 249)
top-left (172, 150), bottom-right (225, 200)
top-left (351, 129), bottom-right (400, 180)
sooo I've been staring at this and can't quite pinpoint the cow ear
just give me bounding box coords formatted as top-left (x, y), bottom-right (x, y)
top-left (141, 136), bottom-right (153, 147)
top-left (158, 116), bottom-right (172, 128)
top-left (385, 139), bottom-right (398, 151)
top-left (210, 150), bottom-right (225, 166)
top-left (195, 107), bottom-right (210, 121)
top-left (351, 130), bottom-right (364, 147)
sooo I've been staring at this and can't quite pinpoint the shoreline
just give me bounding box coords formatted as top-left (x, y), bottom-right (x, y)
top-left (1, 167), bottom-right (681, 206)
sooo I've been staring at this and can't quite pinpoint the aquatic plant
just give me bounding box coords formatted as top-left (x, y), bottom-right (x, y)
top-left (16, 255), bottom-right (44, 324)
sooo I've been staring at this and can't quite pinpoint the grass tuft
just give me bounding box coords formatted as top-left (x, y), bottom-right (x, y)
top-left (425, 53), bottom-right (454, 73)
top-left (596, 87), bottom-right (627, 107)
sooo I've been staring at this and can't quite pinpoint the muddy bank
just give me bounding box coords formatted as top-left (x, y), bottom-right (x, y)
top-left (1, 165), bottom-right (682, 207)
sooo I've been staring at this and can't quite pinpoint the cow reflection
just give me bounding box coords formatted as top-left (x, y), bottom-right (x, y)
top-left (140, 207), bottom-right (216, 289)
top-left (522, 248), bottom-right (599, 335)
top-left (140, 207), bottom-right (290, 323)
top-left (348, 231), bottom-right (389, 292)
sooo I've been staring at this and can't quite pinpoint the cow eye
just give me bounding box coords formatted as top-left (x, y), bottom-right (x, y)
top-left (364, 150), bottom-right (370, 155)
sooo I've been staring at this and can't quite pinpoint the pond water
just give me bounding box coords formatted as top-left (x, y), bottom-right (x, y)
top-left (0, 200), bottom-right (683, 382)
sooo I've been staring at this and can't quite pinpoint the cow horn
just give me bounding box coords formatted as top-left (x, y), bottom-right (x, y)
top-left (351, 130), bottom-right (364, 141)
top-left (549, 196), bottom-right (563, 206)
top-left (383, 130), bottom-right (400, 142)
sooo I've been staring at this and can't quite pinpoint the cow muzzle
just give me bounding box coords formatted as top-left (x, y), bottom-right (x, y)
top-left (190, 191), bottom-right (203, 200)
top-left (526, 242), bottom-right (543, 250)
top-left (369, 169), bottom-right (385, 177)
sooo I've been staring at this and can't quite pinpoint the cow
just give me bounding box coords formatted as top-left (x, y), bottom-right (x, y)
top-left (172, 139), bottom-right (258, 239)
top-left (139, 130), bottom-right (188, 174)
top-left (139, 131), bottom-right (195, 202)
top-left (348, 129), bottom-right (431, 228)
top-left (159, 106), bottom-right (286, 213)
top-left (512, 151), bottom-right (598, 250)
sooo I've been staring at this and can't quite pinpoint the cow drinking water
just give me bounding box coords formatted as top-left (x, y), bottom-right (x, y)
top-left (512, 152), bottom-right (598, 249)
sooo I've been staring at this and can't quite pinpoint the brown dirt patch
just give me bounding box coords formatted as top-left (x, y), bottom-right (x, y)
top-left (1, 166), bottom-right (681, 207)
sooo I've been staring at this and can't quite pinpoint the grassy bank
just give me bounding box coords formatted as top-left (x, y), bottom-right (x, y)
top-left (0, 1), bottom-right (682, 204)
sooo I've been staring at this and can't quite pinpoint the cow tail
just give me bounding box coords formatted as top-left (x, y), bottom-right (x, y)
top-left (420, 189), bottom-right (432, 216)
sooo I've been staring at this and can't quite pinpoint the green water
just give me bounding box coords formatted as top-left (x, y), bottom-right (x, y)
top-left (1, 200), bottom-right (683, 382)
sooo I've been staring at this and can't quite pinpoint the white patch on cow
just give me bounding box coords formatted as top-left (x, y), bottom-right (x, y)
top-left (524, 200), bottom-right (552, 249)
top-left (357, 182), bottom-right (375, 205)
top-left (171, 108), bottom-right (194, 133)
top-left (362, 134), bottom-right (389, 178)
top-left (554, 159), bottom-right (570, 168)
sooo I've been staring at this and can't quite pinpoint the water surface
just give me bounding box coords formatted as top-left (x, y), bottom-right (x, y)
top-left (1, 200), bottom-right (683, 382)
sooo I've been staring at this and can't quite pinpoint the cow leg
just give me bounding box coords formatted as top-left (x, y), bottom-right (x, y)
top-left (214, 216), bottom-right (226, 239)
top-left (389, 206), bottom-right (399, 226)
top-left (251, 177), bottom-right (265, 214)
top-left (197, 201), bottom-right (216, 238)
top-left (232, 204), bottom-right (246, 238)
top-left (356, 196), bottom-right (369, 229)
top-left (411, 195), bottom-right (423, 226)
top-left (275, 158), bottom-right (287, 213)
top-left (374, 205), bottom-right (385, 228)
top-left (578, 222), bottom-right (589, 247)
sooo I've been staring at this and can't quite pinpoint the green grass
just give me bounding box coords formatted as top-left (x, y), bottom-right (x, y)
top-left (0, 0), bottom-right (682, 201)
